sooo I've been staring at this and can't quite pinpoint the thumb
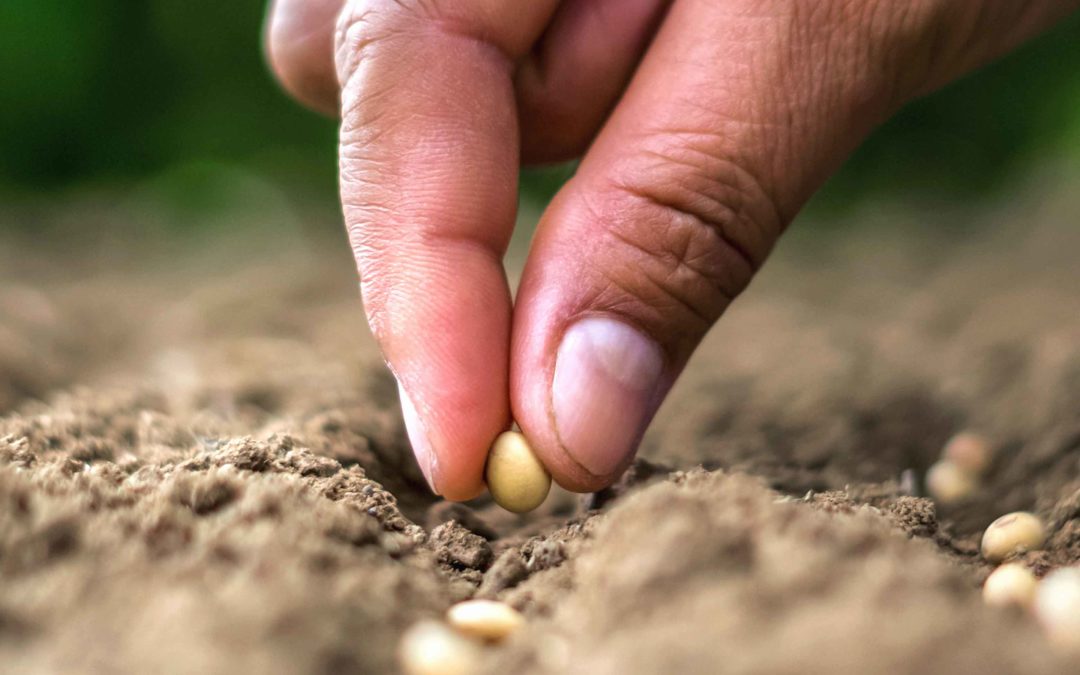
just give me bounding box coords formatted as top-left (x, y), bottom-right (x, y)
top-left (510, 0), bottom-right (1078, 492)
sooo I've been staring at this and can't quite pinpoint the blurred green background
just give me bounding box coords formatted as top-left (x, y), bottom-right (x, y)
top-left (2, 1), bottom-right (1079, 229)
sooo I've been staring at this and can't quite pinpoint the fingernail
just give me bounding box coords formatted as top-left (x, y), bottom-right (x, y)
top-left (551, 317), bottom-right (664, 478)
top-left (397, 382), bottom-right (440, 495)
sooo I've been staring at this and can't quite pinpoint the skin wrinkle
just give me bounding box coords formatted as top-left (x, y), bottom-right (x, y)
top-left (563, 208), bottom-right (737, 342)
top-left (345, 205), bottom-right (511, 268)
top-left (610, 227), bottom-right (732, 315)
top-left (566, 111), bottom-right (778, 347)
top-left (335, 6), bottom-right (382, 86)
top-left (341, 57), bottom-right (501, 158)
top-left (337, 29), bottom-right (520, 200)
top-left (341, 112), bottom-right (517, 248)
top-left (337, 16), bottom-right (517, 116)
top-left (608, 167), bottom-right (767, 274)
top-left (771, 13), bottom-right (868, 199)
top-left (340, 125), bottom-right (490, 189)
top-left (626, 132), bottom-right (786, 230)
top-left (345, 171), bottom-right (514, 236)
top-left (754, 6), bottom-right (894, 210)
top-left (603, 232), bottom-right (725, 329)
top-left (631, 146), bottom-right (778, 262)
top-left (799, 5), bottom-right (956, 169)
top-left (561, 230), bottom-right (686, 336)
top-left (338, 72), bottom-right (417, 144)
top-left (341, 178), bottom-right (511, 360)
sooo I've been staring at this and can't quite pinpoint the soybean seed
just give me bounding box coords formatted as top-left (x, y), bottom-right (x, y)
top-left (981, 512), bottom-right (1047, 562)
top-left (398, 620), bottom-right (481, 675)
top-left (925, 460), bottom-right (977, 505)
top-left (446, 599), bottom-right (524, 642)
top-left (1034, 567), bottom-right (1080, 650)
top-left (485, 431), bottom-right (551, 514)
top-left (982, 563), bottom-right (1038, 608)
top-left (942, 431), bottom-right (993, 475)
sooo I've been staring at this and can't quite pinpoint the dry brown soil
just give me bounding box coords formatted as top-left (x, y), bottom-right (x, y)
top-left (1, 179), bottom-right (1079, 674)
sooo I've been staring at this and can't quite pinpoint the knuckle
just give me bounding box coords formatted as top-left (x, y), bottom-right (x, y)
top-left (334, 0), bottom-right (438, 86)
top-left (621, 135), bottom-right (782, 268)
top-left (588, 141), bottom-right (781, 333)
top-left (334, 2), bottom-right (392, 87)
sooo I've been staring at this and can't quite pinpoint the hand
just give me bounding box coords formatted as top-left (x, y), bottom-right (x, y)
top-left (265, 0), bottom-right (1078, 500)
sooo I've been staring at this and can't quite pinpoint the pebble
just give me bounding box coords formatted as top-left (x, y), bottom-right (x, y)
top-left (982, 563), bottom-right (1038, 608)
top-left (981, 512), bottom-right (1047, 562)
top-left (398, 620), bottom-right (481, 675)
top-left (1034, 567), bottom-right (1080, 650)
top-left (925, 460), bottom-right (977, 505)
top-left (942, 431), bottom-right (993, 475)
top-left (485, 431), bottom-right (551, 514)
top-left (446, 599), bottom-right (524, 642)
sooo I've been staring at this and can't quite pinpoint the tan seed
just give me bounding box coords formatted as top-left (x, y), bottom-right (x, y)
top-left (942, 432), bottom-right (993, 475)
top-left (925, 460), bottom-right (977, 505)
top-left (398, 620), bottom-right (481, 675)
top-left (982, 563), bottom-right (1038, 608)
top-left (981, 512), bottom-right (1047, 562)
top-left (1034, 567), bottom-right (1080, 650)
top-left (446, 599), bottom-right (524, 642)
top-left (485, 431), bottom-right (551, 514)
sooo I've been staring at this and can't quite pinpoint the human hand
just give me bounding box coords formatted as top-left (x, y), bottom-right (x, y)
top-left (265, 0), bottom-right (1078, 500)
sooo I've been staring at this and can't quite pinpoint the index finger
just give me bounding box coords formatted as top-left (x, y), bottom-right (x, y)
top-left (334, 0), bottom-right (560, 500)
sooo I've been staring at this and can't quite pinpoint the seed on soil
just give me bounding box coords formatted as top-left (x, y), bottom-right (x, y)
top-left (942, 431), bottom-right (993, 475)
top-left (925, 460), bottom-right (977, 505)
top-left (485, 431), bottom-right (551, 514)
top-left (982, 563), bottom-right (1038, 608)
top-left (981, 512), bottom-right (1047, 562)
top-left (446, 599), bottom-right (525, 642)
top-left (1034, 567), bottom-right (1080, 650)
top-left (398, 620), bottom-right (481, 675)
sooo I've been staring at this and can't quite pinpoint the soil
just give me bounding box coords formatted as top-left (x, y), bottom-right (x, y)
top-left (1, 177), bottom-right (1079, 674)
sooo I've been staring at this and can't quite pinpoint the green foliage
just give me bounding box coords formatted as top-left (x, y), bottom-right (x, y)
top-left (0, 0), bottom-right (337, 197)
top-left (816, 12), bottom-right (1080, 214)
top-left (1, 2), bottom-right (1078, 219)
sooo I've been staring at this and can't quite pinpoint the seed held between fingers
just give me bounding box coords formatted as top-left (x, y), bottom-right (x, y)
top-left (446, 599), bottom-right (525, 642)
top-left (485, 431), bottom-right (551, 513)
top-left (982, 563), bottom-right (1038, 608)
top-left (981, 512), bottom-right (1047, 562)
